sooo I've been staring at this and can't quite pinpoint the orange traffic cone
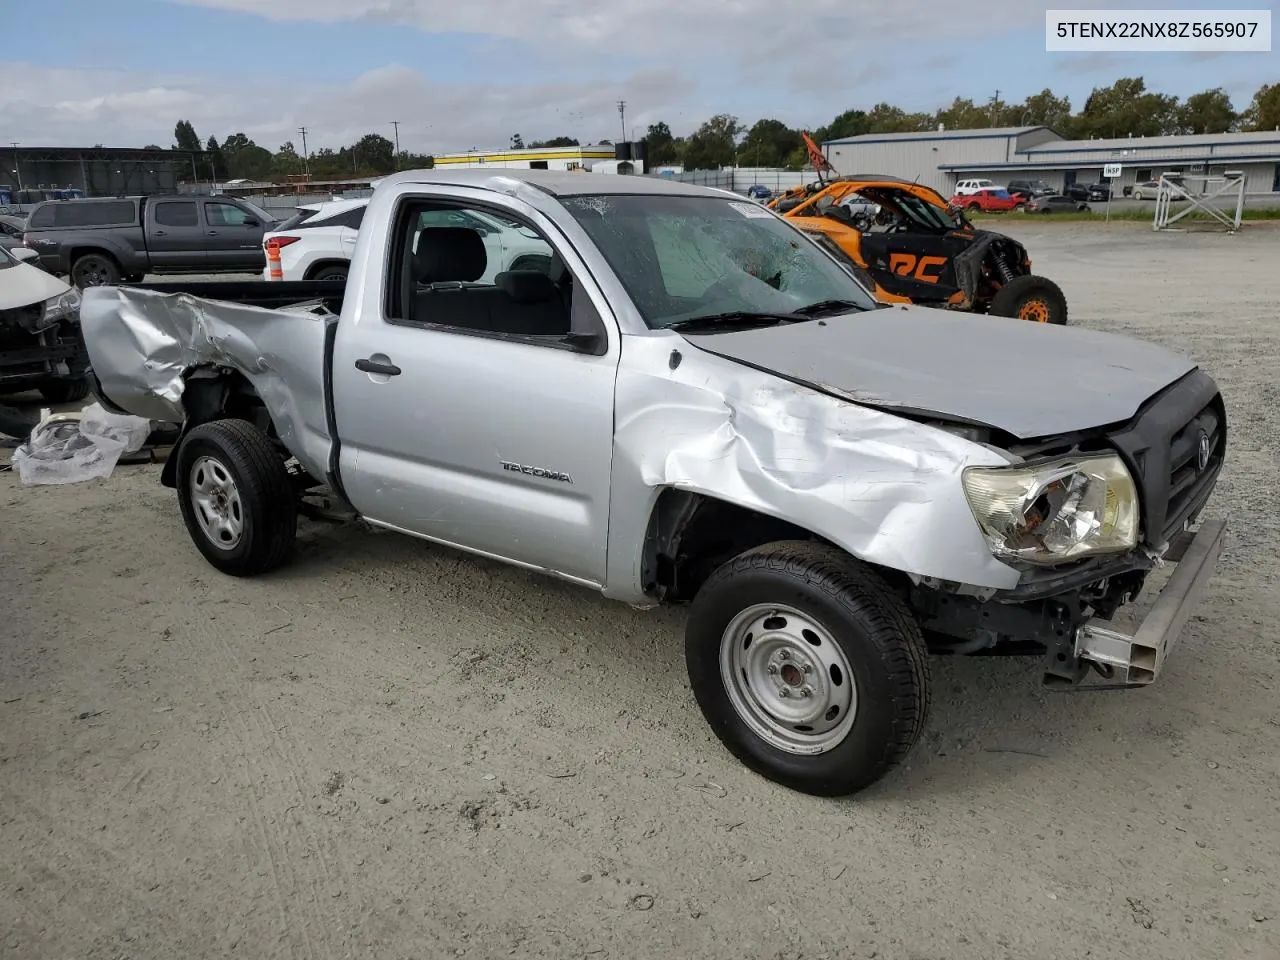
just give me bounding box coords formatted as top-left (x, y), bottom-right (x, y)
top-left (266, 240), bottom-right (283, 280)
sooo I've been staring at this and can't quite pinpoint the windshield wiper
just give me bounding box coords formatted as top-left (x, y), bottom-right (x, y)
top-left (665, 311), bottom-right (797, 332)
top-left (790, 298), bottom-right (869, 317)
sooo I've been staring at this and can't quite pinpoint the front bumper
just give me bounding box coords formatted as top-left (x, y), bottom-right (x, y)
top-left (1072, 517), bottom-right (1226, 685)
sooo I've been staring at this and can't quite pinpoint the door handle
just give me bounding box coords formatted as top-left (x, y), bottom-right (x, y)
top-left (355, 358), bottom-right (402, 376)
top-left (154, 229), bottom-right (167, 236)
top-left (207, 230), bottom-right (219, 236)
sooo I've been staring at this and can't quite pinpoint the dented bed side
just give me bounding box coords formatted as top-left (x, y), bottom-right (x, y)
top-left (79, 285), bottom-right (335, 482)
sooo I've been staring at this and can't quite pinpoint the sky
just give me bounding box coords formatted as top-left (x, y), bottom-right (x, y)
top-left (0, 0), bottom-right (1274, 154)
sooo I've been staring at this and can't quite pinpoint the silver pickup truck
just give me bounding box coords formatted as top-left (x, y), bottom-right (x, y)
top-left (81, 170), bottom-right (1227, 797)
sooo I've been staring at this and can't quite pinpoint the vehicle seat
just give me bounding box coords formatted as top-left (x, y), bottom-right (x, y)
top-left (412, 227), bottom-right (568, 336)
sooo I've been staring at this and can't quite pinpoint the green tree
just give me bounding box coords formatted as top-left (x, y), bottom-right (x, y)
top-left (205, 135), bottom-right (229, 180)
top-left (682, 114), bottom-right (744, 170)
top-left (530, 136), bottom-right (579, 147)
top-left (173, 120), bottom-right (201, 152)
top-left (1240, 82), bottom-right (1280, 131)
top-left (813, 109), bottom-right (869, 145)
top-left (219, 132), bottom-right (273, 180)
top-left (934, 97), bottom-right (993, 130)
top-left (1176, 88), bottom-right (1238, 134)
top-left (272, 141), bottom-right (303, 177)
top-left (643, 122), bottom-right (680, 166)
top-left (865, 102), bottom-right (933, 133)
top-left (510, 133), bottom-right (525, 149)
top-left (351, 133), bottom-right (396, 175)
top-left (1074, 77), bottom-right (1180, 138)
top-left (1010, 88), bottom-right (1074, 133)
top-left (739, 118), bottom-right (801, 168)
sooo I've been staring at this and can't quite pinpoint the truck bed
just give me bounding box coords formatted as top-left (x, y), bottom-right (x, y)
top-left (128, 279), bottom-right (345, 314)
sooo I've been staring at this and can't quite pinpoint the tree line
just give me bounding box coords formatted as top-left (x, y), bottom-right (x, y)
top-left (167, 77), bottom-right (1279, 180)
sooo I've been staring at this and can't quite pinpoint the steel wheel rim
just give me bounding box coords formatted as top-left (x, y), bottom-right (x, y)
top-left (718, 603), bottom-right (858, 756)
top-left (189, 455), bottom-right (244, 550)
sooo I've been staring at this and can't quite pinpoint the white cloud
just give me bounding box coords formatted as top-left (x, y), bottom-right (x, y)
top-left (0, 60), bottom-right (694, 152)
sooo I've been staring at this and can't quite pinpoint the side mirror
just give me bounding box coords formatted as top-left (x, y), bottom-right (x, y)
top-left (243, 218), bottom-right (259, 227)
top-left (12, 247), bottom-right (39, 263)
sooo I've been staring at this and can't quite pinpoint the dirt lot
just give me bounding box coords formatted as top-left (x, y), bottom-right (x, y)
top-left (3, 221), bottom-right (1279, 960)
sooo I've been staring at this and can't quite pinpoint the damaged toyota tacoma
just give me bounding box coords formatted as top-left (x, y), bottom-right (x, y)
top-left (80, 170), bottom-right (1228, 797)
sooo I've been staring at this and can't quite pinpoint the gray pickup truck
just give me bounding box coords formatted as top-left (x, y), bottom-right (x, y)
top-left (22, 194), bottom-right (278, 287)
top-left (80, 170), bottom-right (1228, 797)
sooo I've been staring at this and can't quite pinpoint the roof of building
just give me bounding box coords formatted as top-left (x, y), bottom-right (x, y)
top-left (372, 167), bottom-right (734, 198)
top-left (824, 125), bottom-right (1047, 146)
top-left (1022, 130), bottom-right (1280, 153)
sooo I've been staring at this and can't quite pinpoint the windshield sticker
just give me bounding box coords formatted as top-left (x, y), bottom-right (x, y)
top-left (728, 201), bottom-right (775, 219)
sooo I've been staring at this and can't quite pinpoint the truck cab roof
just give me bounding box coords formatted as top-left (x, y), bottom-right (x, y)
top-left (369, 167), bottom-right (735, 200)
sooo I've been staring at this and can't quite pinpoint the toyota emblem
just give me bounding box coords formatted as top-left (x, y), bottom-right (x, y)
top-left (1196, 430), bottom-right (1211, 471)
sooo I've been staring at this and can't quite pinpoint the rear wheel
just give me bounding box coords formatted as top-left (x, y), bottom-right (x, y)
top-left (309, 264), bottom-right (349, 282)
top-left (38, 378), bottom-right (91, 404)
top-left (71, 253), bottom-right (120, 287)
top-left (175, 419), bottom-right (297, 576)
top-left (990, 273), bottom-right (1068, 325)
top-left (685, 541), bottom-right (930, 797)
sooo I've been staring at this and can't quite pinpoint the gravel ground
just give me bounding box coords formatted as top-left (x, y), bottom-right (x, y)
top-left (2, 220), bottom-right (1279, 960)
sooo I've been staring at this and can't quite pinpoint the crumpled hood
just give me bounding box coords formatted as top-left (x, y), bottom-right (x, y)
top-left (0, 259), bottom-right (71, 311)
top-left (683, 305), bottom-right (1199, 440)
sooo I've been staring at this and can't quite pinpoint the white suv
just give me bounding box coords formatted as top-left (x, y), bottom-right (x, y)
top-left (264, 198), bottom-right (555, 283)
top-left (954, 178), bottom-right (1003, 196)
top-left (263, 198), bottom-right (366, 282)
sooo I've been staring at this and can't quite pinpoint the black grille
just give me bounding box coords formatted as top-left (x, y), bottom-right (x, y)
top-left (1107, 369), bottom-right (1226, 547)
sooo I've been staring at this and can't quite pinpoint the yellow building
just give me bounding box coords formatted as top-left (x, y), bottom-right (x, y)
top-left (430, 144), bottom-right (636, 172)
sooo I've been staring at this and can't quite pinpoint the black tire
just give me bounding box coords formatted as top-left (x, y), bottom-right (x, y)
top-left (309, 264), bottom-right (348, 282)
top-left (38, 377), bottom-right (91, 404)
top-left (0, 403), bottom-right (36, 440)
top-left (175, 419), bottom-right (297, 576)
top-left (72, 253), bottom-right (120, 287)
top-left (989, 273), bottom-right (1068, 325)
top-left (685, 541), bottom-right (930, 797)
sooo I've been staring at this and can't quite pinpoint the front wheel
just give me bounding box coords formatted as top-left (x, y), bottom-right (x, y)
top-left (989, 273), bottom-right (1068, 325)
top-left (685, 541), bottom-right (930, 797)
top-left (175, 419), bottom-right (297, 576)
top-left (310, 264), bottom-right (348, 283)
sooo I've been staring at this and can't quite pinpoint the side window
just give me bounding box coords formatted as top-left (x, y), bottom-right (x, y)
top-left (391, 201), bottom-right (575, 342)
top-left (154, 201), bottom-right (198, 227)
top-left (204, 202), bottom-right (251, 227)
top-left (330, 207), bottom-right (365, 230)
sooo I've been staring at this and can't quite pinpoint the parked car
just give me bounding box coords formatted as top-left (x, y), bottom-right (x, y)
top-left (1131, 180), bottom-right (1188, 201)
top-left (21, 195), bottom-right (280, 287)
top-left (82, 169), bottom-right (1228, 798)
top-left (950, 187), bottom-right (1024, 213)
top-left (745, 185), bottom-right (774, 202)
top-left (953, 178), bottom-right (1001, 196)
top-left (262, 198), bottom-right (366, 282)
top-left (1006, 179), bottom-right (1053, 200)
top-left (0, 245), bottom-right (90, 404)
top-left (0, 214), bottom-right (26, 254)
top-left (1026, 194), bottom-right (1091, 214)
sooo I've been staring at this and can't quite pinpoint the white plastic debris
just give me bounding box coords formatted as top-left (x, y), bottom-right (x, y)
top-left (10, 402), bottom-right (153, 485)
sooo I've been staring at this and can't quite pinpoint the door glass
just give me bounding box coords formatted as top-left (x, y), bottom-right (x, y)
top-left (204, 202), bottom-right (252, 226)
top-left (154, 201), bottom-right (198, 227)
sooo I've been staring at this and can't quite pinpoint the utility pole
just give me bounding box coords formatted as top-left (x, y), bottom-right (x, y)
top-left (298, 126), bottom-right (310, 177)
top-left (991, 90), bottom-right (1001, 125)
top-left (390, 121), bottom-right (401, 169)
top-left (617, 101), bottom-right (626, 142)
top-left (10, 142), bottom-right (23, 192)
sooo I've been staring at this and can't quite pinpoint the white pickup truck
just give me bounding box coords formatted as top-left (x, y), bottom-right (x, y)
top-left (81, 169), bottom-right (1228, 797)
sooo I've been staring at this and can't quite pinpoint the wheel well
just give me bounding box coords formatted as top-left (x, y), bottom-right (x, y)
top-left (69, 247), bottom-right (117, 270)
top-left (642, 489), bottom-right (911, 604)
top-left (304, 259), bottom-right (350, 280)
top-left (159, 367), bottom-right (274, 488)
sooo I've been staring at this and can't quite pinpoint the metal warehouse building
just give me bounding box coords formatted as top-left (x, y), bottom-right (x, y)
top-left (823, 126), bottom-right (1280, 197)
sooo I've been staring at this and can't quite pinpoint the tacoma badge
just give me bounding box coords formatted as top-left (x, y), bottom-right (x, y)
top-left (500, 460), bottom-right (573, 484)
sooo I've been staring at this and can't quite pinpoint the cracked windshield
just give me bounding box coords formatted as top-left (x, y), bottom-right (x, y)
top-left (563, 194), bottom-right (878, 328)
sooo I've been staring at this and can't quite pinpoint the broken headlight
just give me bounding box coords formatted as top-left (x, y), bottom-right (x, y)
top-left (43, 289), bottom-right (81, 323)
top-left (961, 454), bottom-right (1139, 564)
